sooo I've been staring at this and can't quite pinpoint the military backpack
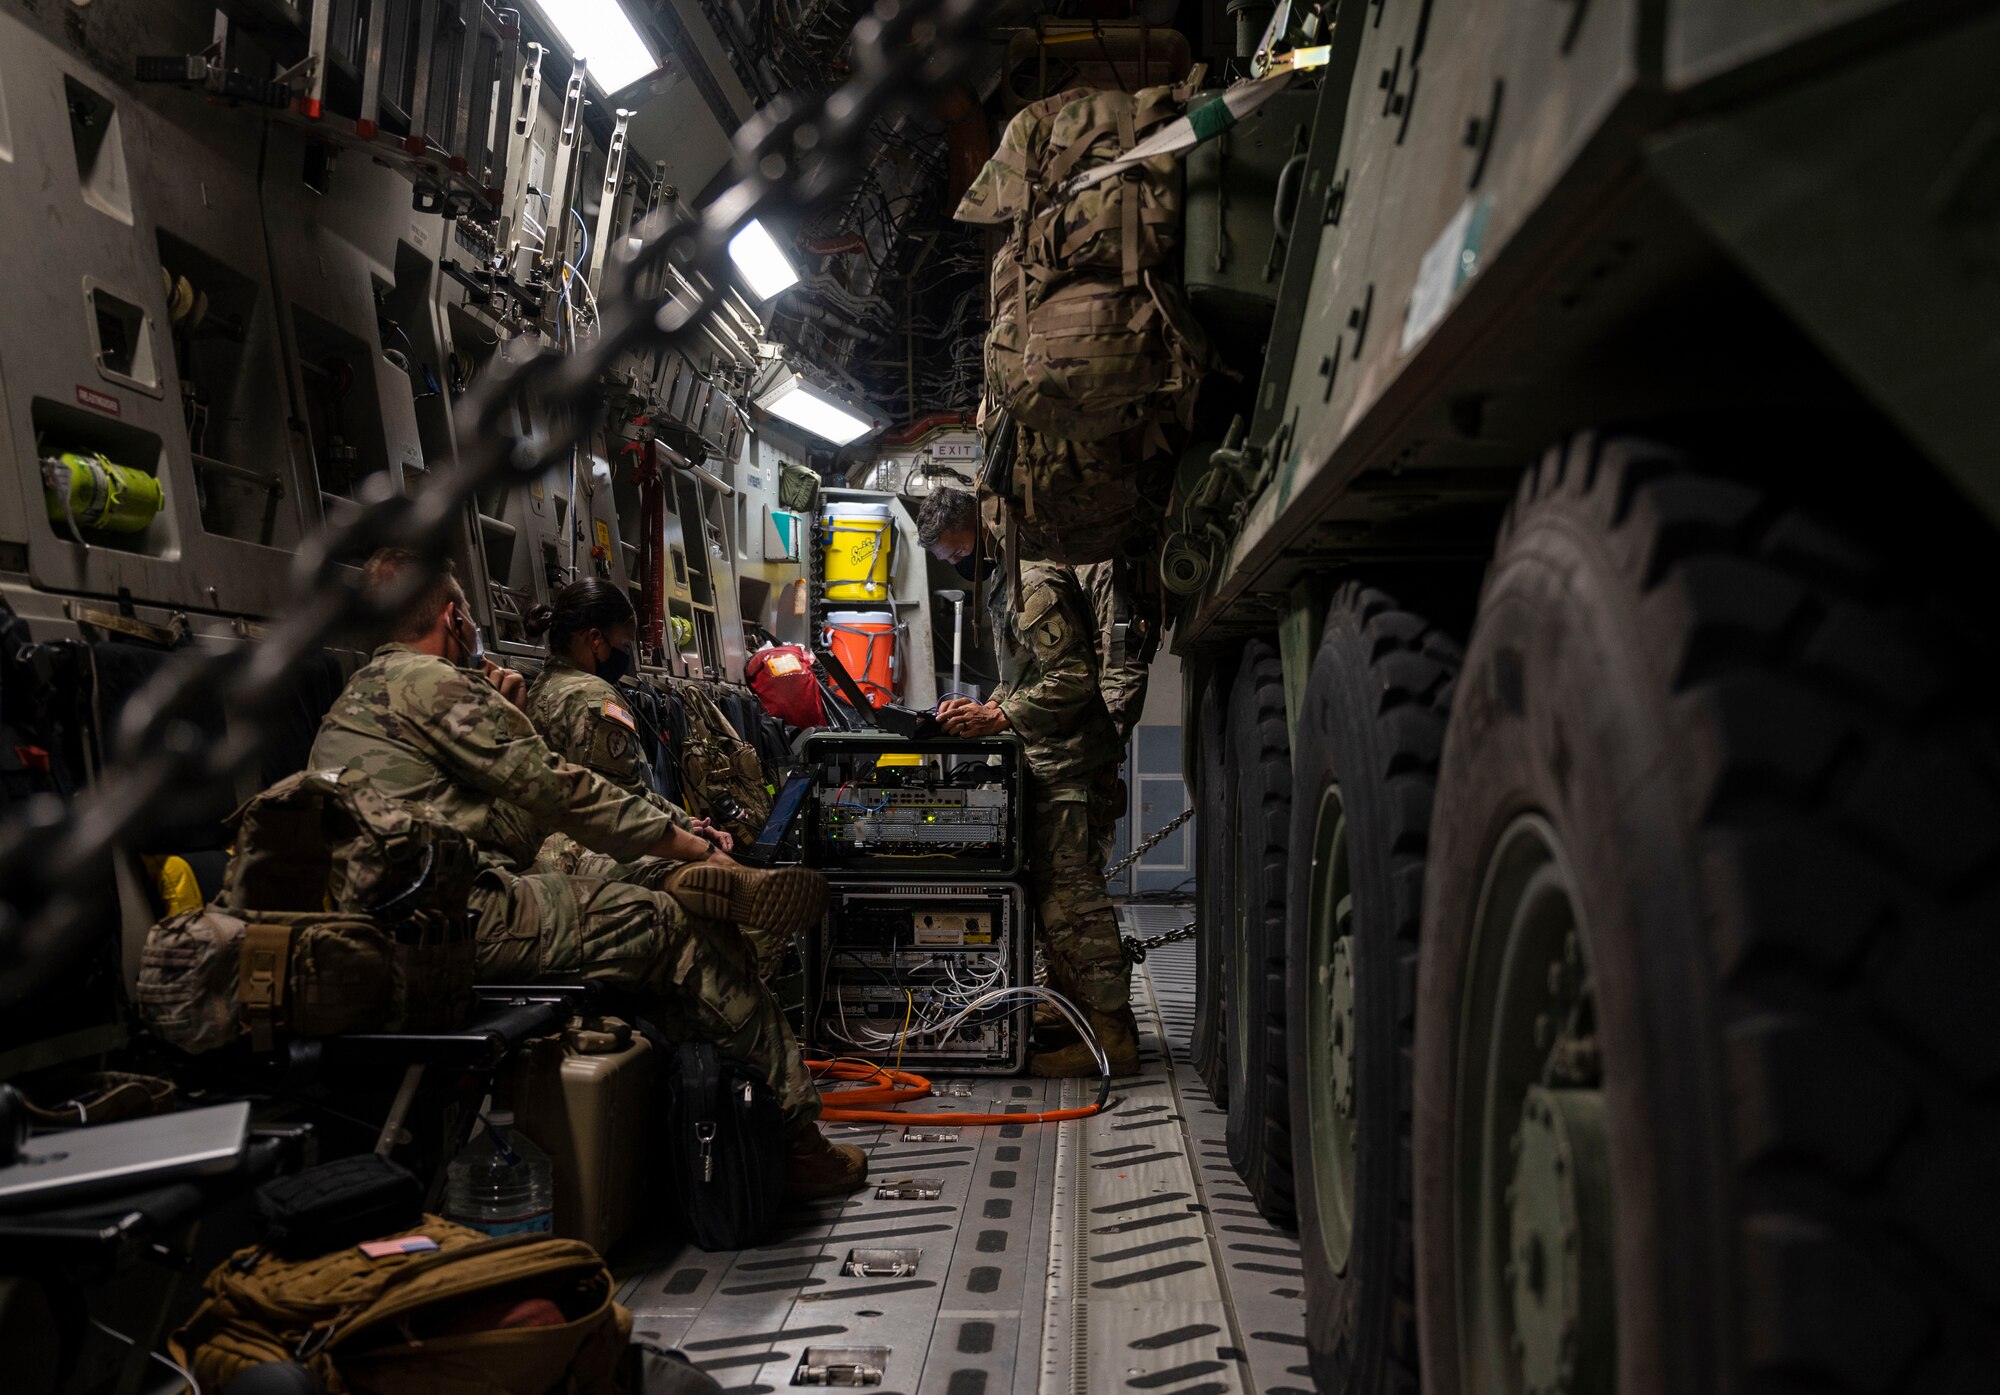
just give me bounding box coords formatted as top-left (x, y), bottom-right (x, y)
top-left (674, 683), bottom-right (774, 847)
top-left (959, 84), bottom-right (1210, 564)
top-left (137, 768), bottom-right (479, 1053)
top-left (171, 1216), bottom-right (630, 1395)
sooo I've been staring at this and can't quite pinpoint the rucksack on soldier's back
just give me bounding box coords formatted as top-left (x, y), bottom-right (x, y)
top-left (136, 768), bottom-right (479, 1054)
top-left (170, 1215), bottom-right (631, 1395)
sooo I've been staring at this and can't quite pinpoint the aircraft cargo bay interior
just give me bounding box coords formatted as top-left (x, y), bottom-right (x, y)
top-left (0, 3), bottom-right (1993, 1394)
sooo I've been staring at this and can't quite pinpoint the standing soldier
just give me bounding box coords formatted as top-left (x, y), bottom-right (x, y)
top-left (919, 489), bottom-right (1138, 1077)
top-left (311, 549), bottom-right (866, 1197)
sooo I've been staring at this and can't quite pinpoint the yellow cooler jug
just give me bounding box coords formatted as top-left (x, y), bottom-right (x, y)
top-left (821, 503), bottom-right (892, 602)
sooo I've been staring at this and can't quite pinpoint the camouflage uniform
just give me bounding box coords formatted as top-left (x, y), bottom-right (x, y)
top-left (1074, 561), bottom-right (1149, 747)
top-left (1075, 561), bottom-right (1146, 866)
top-left (523, 657), bottom-right (682, 891)
top-left (991, 563), bottom-right (1128, 1014)
top-left (525, 659), bottom-right (786, 976)
top-left (310, 644), bottom-right (818, 1124)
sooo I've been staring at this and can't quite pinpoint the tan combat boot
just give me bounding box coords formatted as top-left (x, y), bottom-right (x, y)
top-left (785, 1124), bottom-right (870, 1200)
top-left (664, 861), bottom-right (828, 935)
top-left (1033, 996), bottom-right (1083, 1047)
top-left (1029, 1004), bottom-right (1141, 1078)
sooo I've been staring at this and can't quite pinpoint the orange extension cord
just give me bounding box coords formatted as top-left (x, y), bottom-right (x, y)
top-left (808, 1057), bottom-right (1107, 1125)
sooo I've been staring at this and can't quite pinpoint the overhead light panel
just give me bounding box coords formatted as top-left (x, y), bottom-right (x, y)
top-left (757, 374), bottom-right (873, 446)
top-left (534, 0), bottom-right (656, 93)
top-left (729, 219), bottom-right (801, 300)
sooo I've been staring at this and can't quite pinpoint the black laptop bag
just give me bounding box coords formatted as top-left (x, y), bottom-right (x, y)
top-left (662, 1042), bottom-right (787, 1250)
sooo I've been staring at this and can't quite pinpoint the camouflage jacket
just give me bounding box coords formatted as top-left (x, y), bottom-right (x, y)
top-left (992, 561), bottom-right (1121, 786)
top-left (523, 658), bottom-right (691, 826)
top-left (309, 644), bottom-right (677, 871)
top-left (1075, 561), bottom-right (1148, 746)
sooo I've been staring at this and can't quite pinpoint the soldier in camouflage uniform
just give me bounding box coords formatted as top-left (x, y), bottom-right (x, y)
top-left (310, 551), bottom-right (865, 1197)
top-left (521, 583), bottom-right (687, 862)
top-left (920, 491), bottom-right (1138, 1076)
top-left (523, 580), bottom-right (787, 976)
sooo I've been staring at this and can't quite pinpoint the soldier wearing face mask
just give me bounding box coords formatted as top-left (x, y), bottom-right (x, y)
top-left (520, 579), bottom-right (794, 969)
top-left (524, 580), bottom-right (685, 832)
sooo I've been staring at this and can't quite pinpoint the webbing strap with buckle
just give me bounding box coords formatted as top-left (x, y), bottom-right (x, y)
top-left (239, 921), bottom-right (293, 1053)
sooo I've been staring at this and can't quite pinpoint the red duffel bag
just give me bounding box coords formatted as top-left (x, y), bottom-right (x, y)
top-left (747, 644), bottom-right (826, 729)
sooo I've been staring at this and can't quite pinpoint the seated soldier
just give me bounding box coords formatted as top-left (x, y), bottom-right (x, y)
top-left (522, 580), bottom-right (788, 978)
top-left (309, 549), bottom-right (864, 1197)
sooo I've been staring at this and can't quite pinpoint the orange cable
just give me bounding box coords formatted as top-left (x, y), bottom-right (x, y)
top-left (807, 1056), bottom-right (1104, 1126)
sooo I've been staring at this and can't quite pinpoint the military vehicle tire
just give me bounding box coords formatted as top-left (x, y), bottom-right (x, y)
top-left (1225, 639), bottom-right (1296, 1221)
top-left (1415, 433), bottom-right (2000, 1395)
top-left (1193, 656), bottom-right (1237, 1098)
top-left (1288, 582), bottom-right (1458, 1395)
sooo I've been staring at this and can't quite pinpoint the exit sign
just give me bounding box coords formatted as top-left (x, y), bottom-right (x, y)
top-left (933, 441), bottom-right (979, 460)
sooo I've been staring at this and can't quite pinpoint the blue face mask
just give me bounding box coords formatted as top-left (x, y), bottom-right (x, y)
top-left (453, 608), bottom-right (486, 670)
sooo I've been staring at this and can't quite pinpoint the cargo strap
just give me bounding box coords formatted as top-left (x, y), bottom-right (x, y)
top-left (239, 921), bottom-right (293, 1053)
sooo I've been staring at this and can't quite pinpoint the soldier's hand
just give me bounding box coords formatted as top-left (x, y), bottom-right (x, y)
top-left (482, 659), bottom-right (527, 707)
top-left (942, 700), bottom-right (1008, 737)
top-left (689, 818), bottom-right (735, 853)
top-left (936, 695), bottom-right (975, 717)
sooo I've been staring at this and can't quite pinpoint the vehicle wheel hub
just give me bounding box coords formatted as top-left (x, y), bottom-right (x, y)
top-left (1329, 933), bottom-right (1357, 1120)
top-left (1505, 1084), bottom-right (1611, 1395)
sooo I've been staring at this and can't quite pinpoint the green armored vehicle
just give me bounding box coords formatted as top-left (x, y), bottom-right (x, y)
top-left (1175, 2), bottom-right (2000, 1392)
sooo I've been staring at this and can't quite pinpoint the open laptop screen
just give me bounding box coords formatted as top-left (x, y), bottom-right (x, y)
top-left (737, 773), bottom-right (813, 867)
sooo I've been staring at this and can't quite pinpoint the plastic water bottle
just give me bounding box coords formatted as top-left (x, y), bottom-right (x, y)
top-left (443, 1111), bottom-right (555, 1237)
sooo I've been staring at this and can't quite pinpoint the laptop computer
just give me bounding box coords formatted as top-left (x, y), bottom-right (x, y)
top-left (0, 1100), bottom-right (250, 1210)
top-left (730, 772), bottom-right (813, 868)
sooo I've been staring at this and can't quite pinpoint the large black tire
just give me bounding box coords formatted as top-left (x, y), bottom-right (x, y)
top-left (1289, 583), bottom-right (1459, 1395)
top-left (1415, 435), bottom-right (2000, 1395)
top-left (1225, 640), bottom-right (1296, 1222)
top-left (1193, 656), bottom-right (1237, 1096)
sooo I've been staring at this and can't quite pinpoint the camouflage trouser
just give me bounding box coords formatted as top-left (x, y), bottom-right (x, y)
top-left (1028, 770), bottom-right (1127, 1014)
top-left (1091, 776), bottom-right (1127, 870)
top-left (469, 869), bottom-right (819, 1126)
top-left (533, 835), bottom-right (786, 977)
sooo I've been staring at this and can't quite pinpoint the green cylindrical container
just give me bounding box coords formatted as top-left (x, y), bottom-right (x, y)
top-left (42, 451), bottom-right (164, 534)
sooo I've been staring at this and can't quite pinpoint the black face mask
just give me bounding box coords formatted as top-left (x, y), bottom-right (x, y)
top-left (595, 645), bottom-right (632, 685)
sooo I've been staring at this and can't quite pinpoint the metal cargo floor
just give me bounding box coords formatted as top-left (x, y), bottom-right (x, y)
top-left (616, 905), bottom-right (1313, 1394)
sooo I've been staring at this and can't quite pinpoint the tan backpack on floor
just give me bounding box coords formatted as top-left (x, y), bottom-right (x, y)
top-left (171, 1217), bottom-right (630, 1395)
